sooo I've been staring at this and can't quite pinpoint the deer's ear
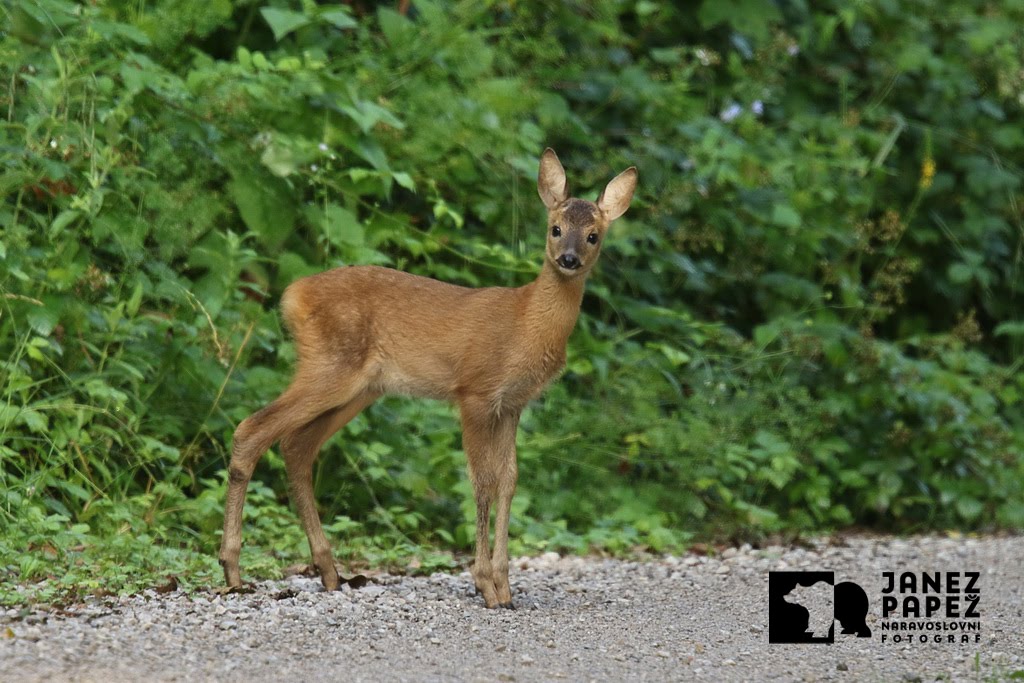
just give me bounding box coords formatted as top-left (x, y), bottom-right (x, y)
top-left (538, 148), bottom-right (568, 210)
top-left (597, 167), bottom-right (637, 222)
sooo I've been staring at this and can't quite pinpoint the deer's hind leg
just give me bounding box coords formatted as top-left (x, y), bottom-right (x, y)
top-left (220, 364), bottom-right (373, 588)
top-left (221, 386), bottom-right (314, 588)
top-left (281, 390), bottom-right (379, 590)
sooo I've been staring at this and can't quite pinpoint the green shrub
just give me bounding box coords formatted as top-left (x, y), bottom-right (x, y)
top-left (1, 0), bottom-right (1021, 603)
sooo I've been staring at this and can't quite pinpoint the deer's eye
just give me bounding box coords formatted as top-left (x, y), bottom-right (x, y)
top-left (551, 225), bottom-right (562, 237)
top-left (587, 232), bottom-right (599, 245)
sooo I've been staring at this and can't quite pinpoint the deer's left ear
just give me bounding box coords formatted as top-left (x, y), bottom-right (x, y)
top-left (597, 167), bottom-right (638, 221)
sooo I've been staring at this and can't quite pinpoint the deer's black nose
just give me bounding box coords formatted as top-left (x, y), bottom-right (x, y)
top-left (557, 253), bottom-right (580, 270)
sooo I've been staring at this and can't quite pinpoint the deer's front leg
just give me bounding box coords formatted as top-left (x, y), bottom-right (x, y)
top-left (490, 414), bottom-right (519, 608)
top-left (460, 400), bottom-right (519, 608)
top-left (471, 491), bottom-right (498, 607)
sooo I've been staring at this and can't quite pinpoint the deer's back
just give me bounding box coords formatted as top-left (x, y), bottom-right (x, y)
top-left (280, 265), bottom-right (548, 405)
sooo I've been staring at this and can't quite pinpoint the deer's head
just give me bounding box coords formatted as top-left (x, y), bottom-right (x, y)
top-left (537, 148), bottom-right (637, 278)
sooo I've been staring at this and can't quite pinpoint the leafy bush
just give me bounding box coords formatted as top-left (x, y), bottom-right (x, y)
top-left (1, 0), bottom-right (1021, 602)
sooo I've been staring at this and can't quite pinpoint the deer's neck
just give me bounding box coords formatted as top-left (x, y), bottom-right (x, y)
top-left (521, 261), bottom-right (586, 347)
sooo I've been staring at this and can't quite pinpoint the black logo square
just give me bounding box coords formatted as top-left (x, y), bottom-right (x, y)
top-left (769, 571), bottom-right (835, 643)
top-left (769, 571), bottom-right (872, 644)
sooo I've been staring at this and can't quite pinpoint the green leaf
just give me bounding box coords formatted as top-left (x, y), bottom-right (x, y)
top-left (636, 1), bottom-right (661, 18)
top-left (341, 97), bottom-right (405, 134)
top-left (228, 170), bottom-right (297, 250)
top-left (140, 436), bottom-right (181, 461)
top-left (354, 139), bottom-right (389, 171)
top-left (947, 263), bottom-right (974, 284)
top-left (320, 8), bottom-right (356, 30)
top-left (27, 302), bottom-right (60, 336)
top-left (377, 7), bottom-right (413, 46)
top-left (956, 497), bottom-right (984, 521)
top-left (260, 7), bottom-right (310, 41)
top-left (994, 321), bottom-right (1024, 338)
top-left (895, 43), bottom-right (932, 71)
top-left (90, 19), bottom-right (152, 45)
top-left (126, 281), bottom-right (144, 316)
top-left (18, 408), bottom-right (48, 434)
top-left (965, 19), bottom-right (1013, 54)
top-left (277, 251), bottom-right (320, 285)
top-left (49, 209), bottom-right (80, 236)
top-left (320, 204), bottom-right (364, 247)
top-left (55, 479), bottom-right (89, 502)
top-left (697, 0), bottom-right (781, 41)
top-left (652, 343), bottom-right (690, 367)
top-left (753, 322), bottom-right (780, 349)
top-left (650, 47), bottom-right (683, 64)
top-left (770, 204), bottom-right (801, 229)
top-left (0, 170), bottom-right (34, 198)
top-left (260, 143), bottom-right (299, 178)
top-left (392, 172), bottom-right (415, 192)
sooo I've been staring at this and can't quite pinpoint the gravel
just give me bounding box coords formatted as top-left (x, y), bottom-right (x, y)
top-left (2, 535), bottom-right (1021, 682)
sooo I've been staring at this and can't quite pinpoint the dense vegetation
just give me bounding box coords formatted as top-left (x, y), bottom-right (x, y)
top-left (1, 0), bottom-right (1022, 604)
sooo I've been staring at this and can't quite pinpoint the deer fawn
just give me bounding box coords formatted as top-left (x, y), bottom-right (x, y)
top-left (219, 148), bottom-right (637, 608)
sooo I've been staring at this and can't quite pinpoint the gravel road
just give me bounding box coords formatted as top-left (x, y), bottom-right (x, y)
top-left (2, 535), bottom-right (1021, 682)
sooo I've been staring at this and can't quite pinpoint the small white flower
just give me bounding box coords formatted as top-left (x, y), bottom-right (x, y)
top-left (787, 44), bottom-right (800, 57)
top-left (719, 103), bottom-right (743, 123)
top-left (310, 164), bottom-right (319, 172)
top-left (49, 139), bottom-right (58, 148)
top-left (318, 142), bottom-right (329, 152)
top-left (752, 100), bottom-right (764, 116)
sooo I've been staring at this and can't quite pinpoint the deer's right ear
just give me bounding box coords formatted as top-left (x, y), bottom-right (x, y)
top-left (538, 148), bottom-right (568, 210)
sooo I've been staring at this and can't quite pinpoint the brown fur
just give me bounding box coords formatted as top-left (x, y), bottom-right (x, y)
top-left (219, 148), bottom-right (638, 608)
top-left (560, 198), bottom-right (597, 226)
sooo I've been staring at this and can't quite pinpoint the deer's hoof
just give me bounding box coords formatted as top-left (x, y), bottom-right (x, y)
top-left (220, 561), bottom-right (242, 588)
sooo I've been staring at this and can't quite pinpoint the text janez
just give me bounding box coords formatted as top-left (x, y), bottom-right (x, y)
top-left (879, 572), bottom-right (981, 644)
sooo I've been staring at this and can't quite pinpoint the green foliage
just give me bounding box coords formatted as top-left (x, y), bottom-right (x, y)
top-left (1, 0), bottom-right (1022, 603)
